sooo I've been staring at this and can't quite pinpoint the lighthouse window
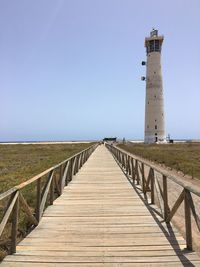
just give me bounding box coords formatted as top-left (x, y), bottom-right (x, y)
top-left (149, 40), bottom-right (154, 52)
top-left (155, 125), bottom-right (157, 129)
top-left (147, 39), bottom-right (161, 54)
top-left (155, 40), bottom-right (160, 51)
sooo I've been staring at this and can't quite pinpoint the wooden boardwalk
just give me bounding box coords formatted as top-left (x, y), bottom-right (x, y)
top-left (1, 146), bottom-right (200, 266)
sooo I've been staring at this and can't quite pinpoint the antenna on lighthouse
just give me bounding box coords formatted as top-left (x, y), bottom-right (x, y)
top-left (151, 28), bottom-right (158, 37)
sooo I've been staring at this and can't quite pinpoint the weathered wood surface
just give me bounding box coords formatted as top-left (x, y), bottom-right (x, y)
top-left (1, 146), bottom-right (200, 266)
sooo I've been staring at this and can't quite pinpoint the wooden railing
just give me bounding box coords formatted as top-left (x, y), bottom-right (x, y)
top-left (0, 143), bottom-right (98, 254)
top-left (106, 143), bottom-right (200, 251)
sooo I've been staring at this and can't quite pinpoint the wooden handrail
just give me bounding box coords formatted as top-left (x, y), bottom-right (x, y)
top-left (106, 143), bottom-right (200, 251)
top-left (110, 144), bottom-right (200, 197)
top-left (14, 144), bottom-right (97, 190)
top-left (0, 143), bottom-right (98, 255)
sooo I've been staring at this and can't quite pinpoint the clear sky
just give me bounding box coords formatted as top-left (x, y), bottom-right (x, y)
top-left (0, 0), bottom-right (200, 141)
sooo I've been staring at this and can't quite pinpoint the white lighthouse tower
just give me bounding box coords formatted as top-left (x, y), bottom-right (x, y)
top-left (143, 29), bottom-right (166, 144)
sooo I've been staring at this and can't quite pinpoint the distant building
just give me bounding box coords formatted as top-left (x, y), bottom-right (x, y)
top-left (103, 137), bottom-right (117, 142)
top-left (142, 29), bottom-right (166, 144)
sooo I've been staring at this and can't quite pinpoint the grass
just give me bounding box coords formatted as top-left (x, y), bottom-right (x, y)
top-left (0, 142), bottom-right (94, 260)
top-left (118, 142), bottom-right (200, 180)
top-left (0, 143), bottom-right (92, 193)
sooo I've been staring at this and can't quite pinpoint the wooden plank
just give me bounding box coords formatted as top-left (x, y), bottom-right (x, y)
top-left (19, 238), bottom-right (186, 246)
top-left (1, 146), bottom-right (200, 266)
top-left (14, 250), bottom-right (196, 257)
top-left (3, 254), bottom-right (200, 263)
top-left (2, 262), bottom-right (200, 267)
top-left (16, 244), bottom-right (186, 251)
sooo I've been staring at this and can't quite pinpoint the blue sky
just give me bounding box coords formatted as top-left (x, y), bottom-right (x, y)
top-left (0, 0), bottom-right (200, 141)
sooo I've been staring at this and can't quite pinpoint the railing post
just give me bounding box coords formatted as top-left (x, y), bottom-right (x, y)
top-left (184, 189), bottom-right (193, 250)
top-left (125, 155), bottom-right (129, 173)
top-left (81, 152), bottom-right (85, 166)
top-left (83, 151), bottom-right (86, 164)
top-left (151, 169), bottom-right (155, 204)
top-left (123, 154), bottom-right (126, 169)
top-left (36, 178), bottom-right (41, 222)
top-left (59, 164), bottom-right (63, 193)
top-left (163, 175), bottom-right (169, 221)
top-left (79, 153), bottom-right (83, 168)
top-left (119, 152), bottom-right (122, 164)
top-left (131, 158), bottom-right (135, 183)
top-left (83, 152), bottom-right (86, 163)
top-left (118, 151), bottom-right (121, 163)
top-left (120, 153), bottom-right (123, 167)
top-left (126, 155), bottom-right (128, 172)
top-left (114, 147), bottom-right (117, 158)
top-left (78, 153), bottom-right (82, 171)
top-left (84, 151), bottom-right (87, 162)
top-left (141, 163), bottom-right (145, 194)
top-left (74, 156), bottom-right (78, 175)
top-left (50, 175), bottom-right (54, 205)
top-left (121, 152), bottom-right (123, 166)
top-left (70, 158), bottom-right (74, 181)
top-left (65, 162), bottom-right (68, 187)
top-left (65, 161), bottom-right (70, 185)
top-left (11, 192), bottom-right (19, 254)
top-left (124, 154), bottom-right (127, 171)
top-left (135, 160), bottom-right (140, 185)
top-left (115, 149), bottom-right (117, 160)
top-left (86, 150), bottom-right (88, 161)
top-left (73, 157), bottom-right (77, 176)
top-left (76, 154), bottom-right (80, 173)
top-left (78, 153), bottom-right (82, 170)
top-left (127, 156), bottom-right (131, 175)
top-left (128, 156), bottom-right (131, 176)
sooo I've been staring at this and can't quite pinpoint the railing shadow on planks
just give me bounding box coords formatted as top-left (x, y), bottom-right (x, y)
top-left (0, 143), bottom-right (98, 256)
top-left (106, 143), bottom-right (200, 252)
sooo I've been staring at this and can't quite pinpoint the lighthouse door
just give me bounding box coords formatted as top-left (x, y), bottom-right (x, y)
top-left (155, 137), bottom-right (158, 142)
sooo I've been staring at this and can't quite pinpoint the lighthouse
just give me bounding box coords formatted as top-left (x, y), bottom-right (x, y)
top-left (142, 29), bottom-right (166, 144)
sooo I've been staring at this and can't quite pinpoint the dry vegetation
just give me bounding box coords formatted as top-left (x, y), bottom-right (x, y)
top-left (0, 143), bottom-right (92, 193)
top-left (0, 142), bottom-right (93, 260)
top-left (117, 142), bottom-right (200, 255)
top-left (118, 142), bottom-right (200, 180)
